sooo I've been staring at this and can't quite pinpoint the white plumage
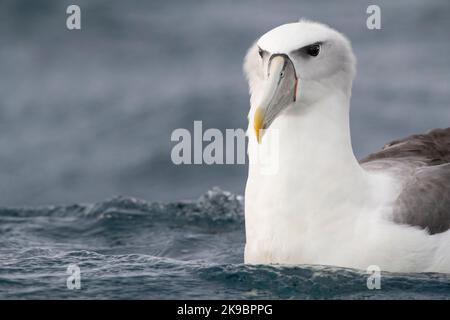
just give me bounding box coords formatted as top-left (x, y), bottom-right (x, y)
top-left (244, 21), bottom-right (450, 273)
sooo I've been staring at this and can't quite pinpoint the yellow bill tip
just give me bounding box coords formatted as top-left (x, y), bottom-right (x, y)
top-left (253, 107), bottom-right (264, 144)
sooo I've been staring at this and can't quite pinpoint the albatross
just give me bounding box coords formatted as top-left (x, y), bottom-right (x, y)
top-left (244, 20), bottom-right (450, 273)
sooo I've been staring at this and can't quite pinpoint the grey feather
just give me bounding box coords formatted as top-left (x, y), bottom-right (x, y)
top-left (360, 128), bottom-right (450, 234)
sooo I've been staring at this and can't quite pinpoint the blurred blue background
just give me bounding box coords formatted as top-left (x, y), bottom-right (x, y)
top-left (0, 0), bottom-right (449, 206)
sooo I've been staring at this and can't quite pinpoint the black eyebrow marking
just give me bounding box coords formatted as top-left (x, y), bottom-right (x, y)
top-left (291, 41), bottom-right (323, 55)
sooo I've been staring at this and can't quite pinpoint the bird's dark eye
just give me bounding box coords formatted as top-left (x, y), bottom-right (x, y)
top-left (258, 48), bottom-right (264, 58)
top-left (306, 44), bottom-right (320, 57)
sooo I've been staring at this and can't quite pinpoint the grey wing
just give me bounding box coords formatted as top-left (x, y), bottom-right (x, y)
top-left (392, 164), bottom-right (450, 234)
top-left (360, 128), bottom-right (450, 235)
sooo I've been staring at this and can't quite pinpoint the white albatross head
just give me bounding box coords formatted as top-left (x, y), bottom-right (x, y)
top-left (244, 21), bottom-right (356, 143)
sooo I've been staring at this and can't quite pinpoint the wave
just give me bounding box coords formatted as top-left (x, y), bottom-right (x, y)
top-left (0, 187), bottom-right (244, 224)
top-left (2, 248), bottom-right (449, 299)
top-left (1, 188), bottom-right (450, 299)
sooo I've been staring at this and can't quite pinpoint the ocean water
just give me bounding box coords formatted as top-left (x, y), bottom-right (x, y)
top-left (1, 188), bottom-right (449, 299)
top-left (1, 0), bottom-right (450, 206)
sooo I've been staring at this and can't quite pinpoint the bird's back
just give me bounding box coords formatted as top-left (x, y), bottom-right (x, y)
top-left (360, 128), bottom-right (450, 234)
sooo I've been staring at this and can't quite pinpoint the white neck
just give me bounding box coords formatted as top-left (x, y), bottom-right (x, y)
top-left (247, 91), bottom-right (373, 217)
top-left (245, 90), bottom-right (446, 270)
